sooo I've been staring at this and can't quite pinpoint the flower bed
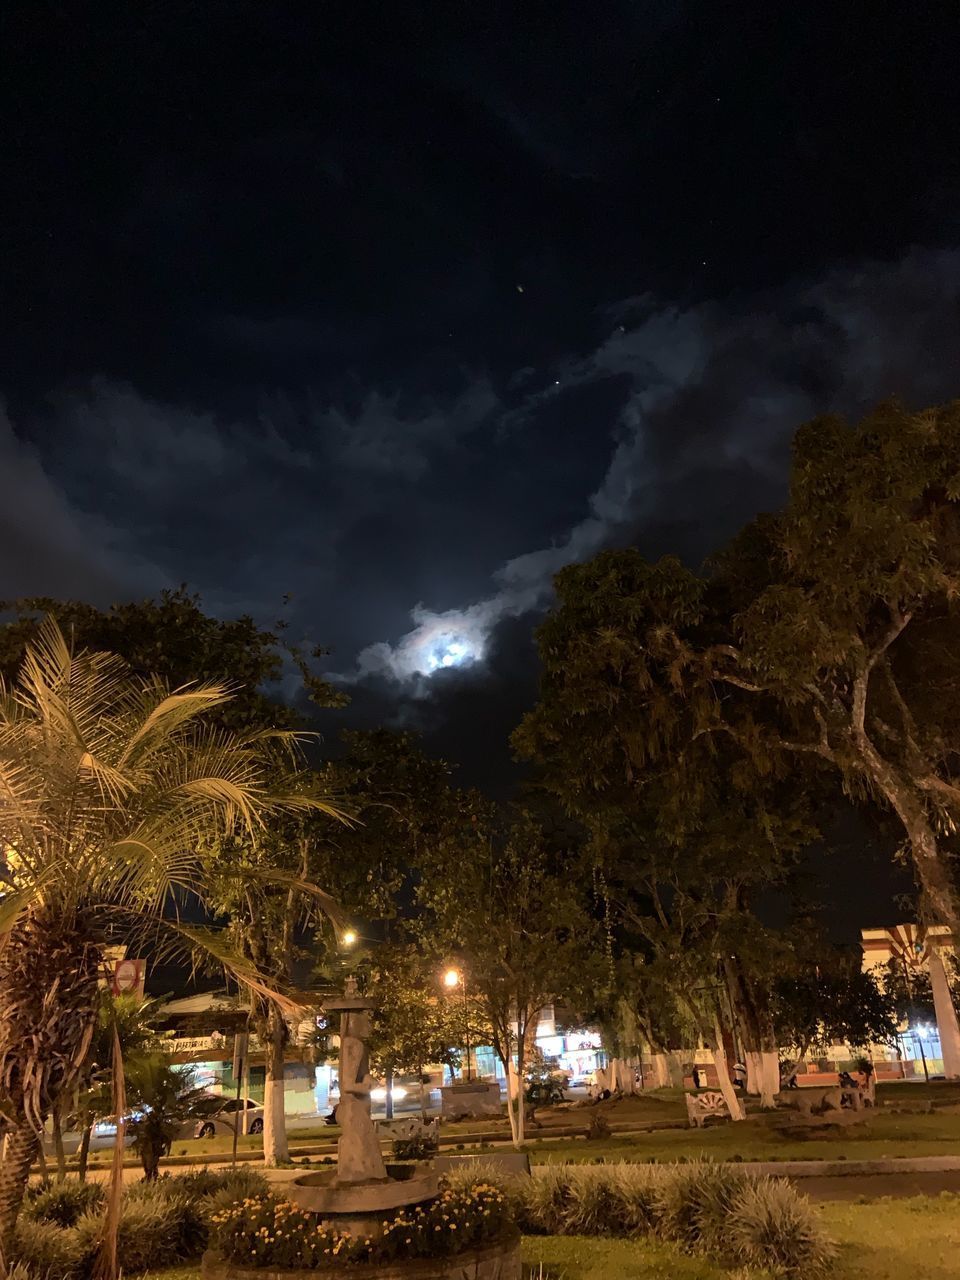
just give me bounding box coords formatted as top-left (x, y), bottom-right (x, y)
top-left (207, 1183), bottom-right (512, 1270)
top-left (201, 1233), bottom-right (521, 1280)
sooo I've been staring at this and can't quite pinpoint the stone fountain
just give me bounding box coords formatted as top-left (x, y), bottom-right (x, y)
top-left (288, 978), bottom-right (439, 1237)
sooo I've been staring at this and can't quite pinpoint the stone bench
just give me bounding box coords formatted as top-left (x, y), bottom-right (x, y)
top-left (375, 1117), bottom-right (440, 1144)
top-left (685, 1090), bottom-right (731, 1128)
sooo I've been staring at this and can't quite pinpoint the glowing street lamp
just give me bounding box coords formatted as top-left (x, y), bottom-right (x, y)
top-left (442, 966), bottom-right (472, 1080)
top-left (341, 928), bottom-right (357, 947)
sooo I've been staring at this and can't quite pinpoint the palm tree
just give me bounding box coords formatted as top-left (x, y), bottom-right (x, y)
top-left (123, 1058), bottom-right (210, 1181)
top-left (72, 993), bottom-right (170, 1182)
top-left (0, 619), bottom-right (344, 1259)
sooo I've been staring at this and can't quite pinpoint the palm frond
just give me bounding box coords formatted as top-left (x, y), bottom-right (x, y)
top-left (167, 923), bottom-right (308, 1013)
top-left (116, 684), bottom-right (237, 768)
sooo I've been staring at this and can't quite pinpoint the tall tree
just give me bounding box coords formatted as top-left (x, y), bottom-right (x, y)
top-left (774, 957), bottom-right (898, 1079)
top-left (517, 400), bottom-right (960, 934)
top-left (417, 809), bottom-right (601, 1146)
top-left (365, 947), bottom-right (470, 1117)
top-left (0, 620), bottom-right (337, 1259)
top-left (205, 810), bottom-right (349, 1166)
top-left (516, 561), bottom-right (814, 1111)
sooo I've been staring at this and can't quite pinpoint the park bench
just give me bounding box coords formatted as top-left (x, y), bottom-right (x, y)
top-left (685, 1090), bottom-right (730, 1128)
top-left (374, 1116), bottom-right (439, 1143)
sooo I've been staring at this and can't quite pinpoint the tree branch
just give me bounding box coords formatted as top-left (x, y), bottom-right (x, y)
top-left (916, 775), bottom-right (960, 808)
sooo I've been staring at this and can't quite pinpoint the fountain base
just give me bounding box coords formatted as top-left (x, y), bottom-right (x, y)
top-left (286, 1163), bottom-right (439, 1237)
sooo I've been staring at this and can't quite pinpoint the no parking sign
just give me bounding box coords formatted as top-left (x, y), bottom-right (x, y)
top-left (109, 958), bottom-right (146, 998)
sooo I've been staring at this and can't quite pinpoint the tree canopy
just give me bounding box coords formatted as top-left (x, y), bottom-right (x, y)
top-left (517, 401), bottom-right (960, 935)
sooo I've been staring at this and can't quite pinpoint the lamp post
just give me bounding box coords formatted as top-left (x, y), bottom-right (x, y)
top-left (444, 968), bottom-right (472, 1082)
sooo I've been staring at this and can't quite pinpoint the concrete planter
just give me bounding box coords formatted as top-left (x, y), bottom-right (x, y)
top-left (439, 1083), bottom-right (502, 1121)
top-left (201, 1232), bottom-right (521, 1280)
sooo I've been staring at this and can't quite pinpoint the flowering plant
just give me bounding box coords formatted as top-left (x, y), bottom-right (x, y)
top-left (209, 1184), bottom-right (511, 1269)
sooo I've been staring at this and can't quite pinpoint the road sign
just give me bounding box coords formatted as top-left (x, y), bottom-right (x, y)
top-left (110, 958), bottom-right (146, 998)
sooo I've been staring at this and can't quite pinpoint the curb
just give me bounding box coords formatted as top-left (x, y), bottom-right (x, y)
top-left (733, 1155), bottom-right (960, 1177)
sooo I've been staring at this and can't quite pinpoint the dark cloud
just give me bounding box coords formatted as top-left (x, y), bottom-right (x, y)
top-left (0, 402), bottom-right (166, 603)
top-left (4, 248), bottom-right (960, 706)
top-left (353, 247), bottom-right (960, 685)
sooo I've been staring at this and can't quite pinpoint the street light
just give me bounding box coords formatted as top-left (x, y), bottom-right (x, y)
top-left (342, 929), bottom-right (357, 947)
top-left (442, 967), bottom-right (472, 1081)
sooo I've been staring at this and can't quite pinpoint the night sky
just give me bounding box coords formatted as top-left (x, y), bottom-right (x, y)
top-left (3, 4), bottom-right (960, 926)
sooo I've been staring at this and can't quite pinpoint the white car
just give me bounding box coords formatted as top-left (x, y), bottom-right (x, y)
top-left (191, 1096), bottom-right (264, 1139)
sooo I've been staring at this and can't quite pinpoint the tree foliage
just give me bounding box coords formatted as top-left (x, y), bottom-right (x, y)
top-left (517, 400), bottom-right (960, 937)
top-left (366, 948), bottom-right (468, 1086)
top-left (773, 956), bottom-right (898, 1069)
top-left (415, 808), bottom-right (602, 1145)
top-left (0, 619), bottom-right (335, 1249)
top-left (0, 587), bottom-right (346, 731)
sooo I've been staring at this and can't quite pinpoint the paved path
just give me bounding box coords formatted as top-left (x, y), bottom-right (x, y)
top-left (792, 1170), bottom-right (960, 1200)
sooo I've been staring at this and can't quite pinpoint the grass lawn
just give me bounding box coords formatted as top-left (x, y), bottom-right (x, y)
top-left (528, 1110), bottom-right (960, 1164)
top-left (85, 1083), bottom-right (960, 1170)
top-left (522, 1195), bottom-right (960, 1279)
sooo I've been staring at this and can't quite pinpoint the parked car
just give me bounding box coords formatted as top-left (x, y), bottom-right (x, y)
top-left (189, 1095), bottom-right (264, 1139)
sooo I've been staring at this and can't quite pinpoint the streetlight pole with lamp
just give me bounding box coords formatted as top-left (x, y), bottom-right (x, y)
top-left (444, 968), bottom-right (472, 1082)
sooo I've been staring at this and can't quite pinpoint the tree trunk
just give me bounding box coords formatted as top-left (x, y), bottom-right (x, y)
top-left (744, 1050), bottom-right (762, 1096)
top-left (759, 1050), bottom-right (780, 1107)
top-left (418, 1064), bottom-right (427, 1122)
top-left (77, 1121), bottom-right (93, 1183)
top-left (0, 1123), bottom-right (40, 1261)
top-left (52, 1103), bottom-right (67, 1182)
top-left (139, 1133), bottom-right (162, 1181)
top-left (95, 1022), bottom-right (126, 1280)
top-left (613, 1057), bottom-right (638, 1094)
top-left (927, 948), bottom-right (960, 1079)
top-left (513, 1057), bottom-right (526, 1147)
top-left (667, 1051), bottom-right (685, 1088)
top-left (708, 1023), bottom-right (745, 1121)
top-left (502, 1053), bottom-right (517, 1145)
top-left (262, 1004), bottom-right (289, 1167)
top-left (855, 733), bottom-right (960, 937)
top-left (649, 1052), bottom-right (670, 1088)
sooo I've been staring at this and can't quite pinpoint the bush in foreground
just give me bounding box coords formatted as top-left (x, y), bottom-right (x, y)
top-left (446, 1161), bottom-right (833, 1278)
top-left (13, 1167), bottom-right (269, 1278)
top-left (728, 1177), bottom-right (836, 1275)
top-left (209, 1183), bottom-right (512, 1269)
top-left (22, 1180), bottom-right (106, 1228)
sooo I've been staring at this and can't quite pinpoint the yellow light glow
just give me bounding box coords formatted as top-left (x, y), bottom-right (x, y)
top-left (443, 967), bottom-right (460, 988)
top-left (342, 929), bottom-right (357, 947)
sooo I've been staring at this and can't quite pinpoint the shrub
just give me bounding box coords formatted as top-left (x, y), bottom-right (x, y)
top-left (654, 1162), bottom-right (747, 1251)
top-left (22, 1181), bottom-right (105, 1228)
top-left (6, 1264), bottom-right (46, 1280)
top-left (727, 1178), bottom-right (835, 1277)
top-left (601, 1164), bottom-right (661, 1236)
top-left (392, 1132), bottom-right (439, 1160)
top-left (210, 1184), bottom-right (512, 1269)
top-left (520, 1164), bottom-right (573, 1235)
top-left (459, 1158), bottom-right (831, 1277)
top-left (13, 1217), bottom-right (91, 1279)
top-left (556, 1166), bottom-right (634, 1236)
top-left (126, 1165), bottom-right (269, 1208)
top-left (519, 1164), bottom-right (659, 1238)
top-left (74, 1191), bottom-right (205, 1276)
top-left (587, 1113), bottom-right (611, 1140)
